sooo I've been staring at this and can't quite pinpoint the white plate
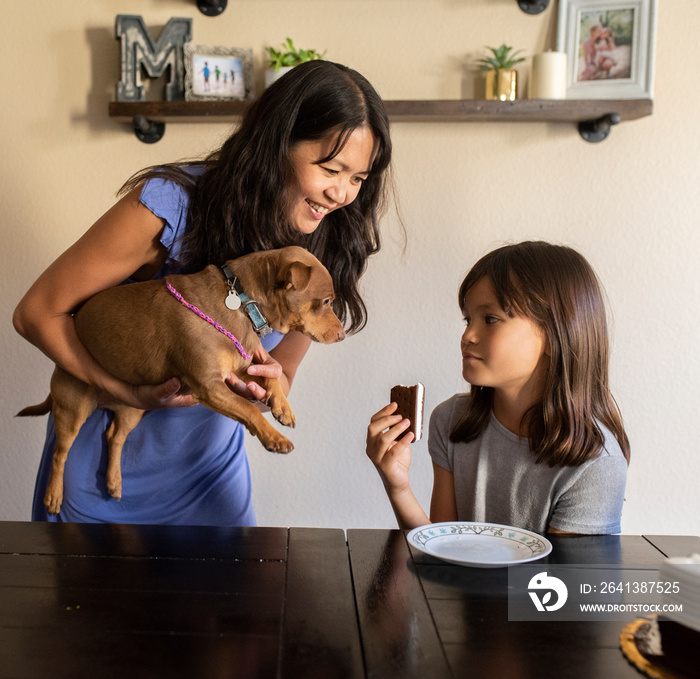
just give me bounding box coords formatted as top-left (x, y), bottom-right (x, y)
top-left (407, 521), bottom-right (552, 568)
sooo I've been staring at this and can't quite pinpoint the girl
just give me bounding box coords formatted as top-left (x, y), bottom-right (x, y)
top-left (367, 241), bottom-right (629, 535)
top-left (14, 60), bottom-right (393, 526)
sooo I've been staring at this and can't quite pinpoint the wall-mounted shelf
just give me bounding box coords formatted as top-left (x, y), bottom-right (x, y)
top-left (109, 98), bottom-right (653, 144)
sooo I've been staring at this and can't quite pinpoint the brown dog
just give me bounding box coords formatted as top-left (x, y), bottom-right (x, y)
top-left (18, 246), bottom-right (345, 515)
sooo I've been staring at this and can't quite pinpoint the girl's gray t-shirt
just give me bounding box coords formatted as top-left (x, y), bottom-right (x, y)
top-left (428, 393), bottom-right (628, 534)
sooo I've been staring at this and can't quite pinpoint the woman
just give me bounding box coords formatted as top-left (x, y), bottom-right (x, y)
top-left (14, 60), bottom-right (393, 525)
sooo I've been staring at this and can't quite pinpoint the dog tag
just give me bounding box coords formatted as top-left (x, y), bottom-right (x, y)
top-left (225, 291), bottom-right (241, 310)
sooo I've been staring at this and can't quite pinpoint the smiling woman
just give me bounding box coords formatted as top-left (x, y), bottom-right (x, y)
top-left (13, 60), bottom-right (394, 527)
top-left (289, 126), bottom-right (377, 234)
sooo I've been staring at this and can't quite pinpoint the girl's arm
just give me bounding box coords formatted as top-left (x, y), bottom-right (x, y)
top-left (12, 187), bottom-right (194, 410)
top-left (366, 402), bottom-right (430, 529)
top-left (429, 463), bottom-right (458, 522)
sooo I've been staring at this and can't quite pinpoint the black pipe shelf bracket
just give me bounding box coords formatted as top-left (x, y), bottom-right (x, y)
top-left (197, 0), bottom-right (227, 16)
top-left (517, 0), bottom-right (550, 14)
top-left (133, 115), bottom-right (165, 144)
top-left (578, 112), bottom-right (621, 143)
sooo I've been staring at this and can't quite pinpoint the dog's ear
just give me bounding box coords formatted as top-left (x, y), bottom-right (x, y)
top-left (283, 261), bottom-right (313, 293)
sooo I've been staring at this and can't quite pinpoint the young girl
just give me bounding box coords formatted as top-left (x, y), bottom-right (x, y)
top-left (14, 60), bottom-right (393, 526)
top-left (367, 241), bottom-right (629, 535)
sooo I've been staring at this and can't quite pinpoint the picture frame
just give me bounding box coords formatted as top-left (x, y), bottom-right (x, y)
top-left (556, 0), bottom-right (657, 99)
top-left (184, 43), bottom-right (254, 101)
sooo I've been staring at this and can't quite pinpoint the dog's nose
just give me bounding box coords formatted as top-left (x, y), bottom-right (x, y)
top-left (326, 326), bottom-right (345, 343)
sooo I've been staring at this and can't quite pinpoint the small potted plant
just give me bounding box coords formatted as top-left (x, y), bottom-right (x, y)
top-left (477, 43), bottom-right (526, 101)
top-left (264, 37), bottom-right (326, 87)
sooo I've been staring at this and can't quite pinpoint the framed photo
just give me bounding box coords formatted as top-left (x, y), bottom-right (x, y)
top-left (557, 0), bottom-right (657, 99)
top-left (184, 43), bottom-right (254, 101)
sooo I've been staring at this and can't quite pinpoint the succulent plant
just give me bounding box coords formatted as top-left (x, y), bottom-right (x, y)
top-left (477, 43), bottom-right (526, 71)
top-left (265, 38), bottom-right (326, 72)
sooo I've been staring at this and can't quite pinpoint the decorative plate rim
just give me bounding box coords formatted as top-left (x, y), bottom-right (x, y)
top-left (406, 521), bottom-right (553, 567)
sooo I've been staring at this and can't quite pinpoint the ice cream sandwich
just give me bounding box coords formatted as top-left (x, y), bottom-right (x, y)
top-left (390, 383), bottom-right (425, 441)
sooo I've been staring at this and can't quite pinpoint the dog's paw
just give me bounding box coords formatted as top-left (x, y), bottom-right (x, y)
top-left (106, 474), bottom-right (122, 501)
top-left (271, 401), bottom-right (296, 429)
top-left (44, 492), bottom-right (63, 515)
top-left (259, 431), bottom-right (295, 454)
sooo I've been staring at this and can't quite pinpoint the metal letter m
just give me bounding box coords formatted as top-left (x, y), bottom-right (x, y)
top-left (115, 15), bottom-right (192, 102)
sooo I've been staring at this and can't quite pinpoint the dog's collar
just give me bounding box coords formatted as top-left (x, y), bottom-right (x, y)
top-left (166, 281), bottom-right (252, 360)
top-left (221, 264), bottom-right (272, 338)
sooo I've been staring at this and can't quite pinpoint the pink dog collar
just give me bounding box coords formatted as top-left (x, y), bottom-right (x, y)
top-left (166, 281), bottom-right (252, 360)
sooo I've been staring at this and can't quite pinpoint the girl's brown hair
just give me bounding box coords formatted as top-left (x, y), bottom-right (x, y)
top-left (120, 60), bottom-right (393, 334)
top-left (451, 241), bottom-right (630, 467)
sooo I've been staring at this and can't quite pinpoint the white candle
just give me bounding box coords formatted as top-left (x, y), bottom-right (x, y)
top-left (530, 51), bottom-right (567, 99)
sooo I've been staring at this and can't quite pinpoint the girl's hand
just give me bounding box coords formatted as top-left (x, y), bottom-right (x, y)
top-left (366, 402), bottom-right (415, 494)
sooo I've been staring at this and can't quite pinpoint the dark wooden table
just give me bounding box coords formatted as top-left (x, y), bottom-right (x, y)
top-left (0, 522), bottom-right (698, 679)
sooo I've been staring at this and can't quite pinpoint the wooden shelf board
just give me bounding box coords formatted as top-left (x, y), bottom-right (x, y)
top-left (384, 98), bottom-right (652, 122)
top-left (109, 98), bottom-right (653, 124)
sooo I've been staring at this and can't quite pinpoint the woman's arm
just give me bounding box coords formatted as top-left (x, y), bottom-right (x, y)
top-left (267, 331), bottom-right (311, 395)
top-left (13, 187), bottom-right (194, 410)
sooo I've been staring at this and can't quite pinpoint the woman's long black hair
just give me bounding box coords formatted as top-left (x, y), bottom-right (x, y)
top-left (121, 60), bottom-right (393, 333)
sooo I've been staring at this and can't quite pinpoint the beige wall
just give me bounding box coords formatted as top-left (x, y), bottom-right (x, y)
top-left (2, 0), bottom-right (698, 534)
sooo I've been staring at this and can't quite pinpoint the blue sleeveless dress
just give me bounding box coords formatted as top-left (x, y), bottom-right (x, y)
top-left (31, 172), bottom-right (283, 526)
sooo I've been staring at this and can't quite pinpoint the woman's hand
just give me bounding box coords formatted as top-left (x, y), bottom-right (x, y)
top-left (366, 402), bottom-right (415, 494)
top-left (130, 378), bottom-right (197, 410)
top-left (225, 346), bottom-right (284, 403)
top-left (97, 377), bottom-right (196, 411)
top-left (100, 347), bottom-right (285, 412)
top-left (97, 350), bottom-right (283, 412)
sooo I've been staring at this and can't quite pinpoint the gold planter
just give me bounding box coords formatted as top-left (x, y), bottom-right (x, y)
top-left (485, 69), bottom-right (518, 101)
